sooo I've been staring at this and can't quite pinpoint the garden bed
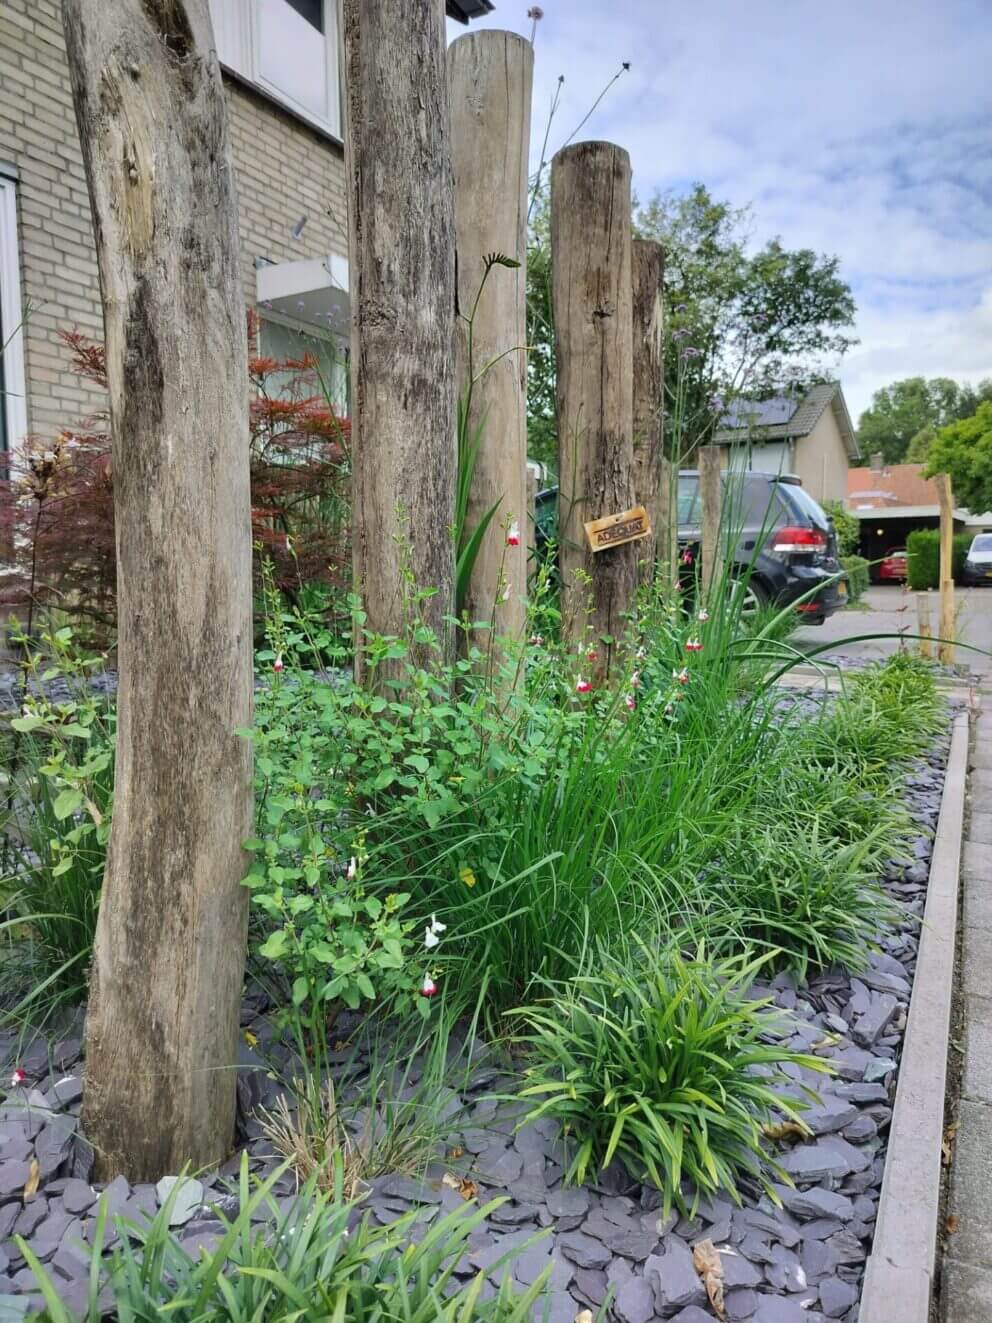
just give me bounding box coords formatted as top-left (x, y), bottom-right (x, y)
top-left (0, 693), bottom-right (957, 1323)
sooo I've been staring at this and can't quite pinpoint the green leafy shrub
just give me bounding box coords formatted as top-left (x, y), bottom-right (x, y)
top-left (1, 629), bottom-right (114, 1022)
top-left (824, 500), bottom-right (861, 556)
top-left (20, 1156), bottom-right (561, 1322)
top-left (512, 943), bottom-right (828, 1215)
top-left (905, 528), bottom-right (972, 588)
top-left (840, 555), bottom-right (869, 603)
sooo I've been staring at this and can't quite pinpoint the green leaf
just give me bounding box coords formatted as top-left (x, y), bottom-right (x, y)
top-left (258, 929), bottom-right (289, 960)
top-left (52, 788), bottom-right (83, 821)
top-left (292, 976), bottom-right (310, 1007)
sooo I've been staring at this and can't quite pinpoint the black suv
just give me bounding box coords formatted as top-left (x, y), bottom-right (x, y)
top-left (535, 470), bottom-right (847, 625)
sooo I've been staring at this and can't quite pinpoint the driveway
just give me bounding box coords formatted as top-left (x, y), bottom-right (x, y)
top-left (793, 584), bottom-right (992, 678)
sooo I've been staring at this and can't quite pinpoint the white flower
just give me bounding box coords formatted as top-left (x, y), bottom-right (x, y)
top-left (424, 927), bottom-right (441, 949)
top-left (346, 857), bottom-right (357, 880)
top-left (429, 914), bottom-right (446, 934)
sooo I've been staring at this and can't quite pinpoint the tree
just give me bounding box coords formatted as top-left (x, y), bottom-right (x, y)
top-left (63, 0), bottom-right (254, 1179)
top-left (926, 401), bottom-right (992, 516)
top-left (856, 376), bottom-right (992, 465)
top-left (526, 182), bottom-right (857, 471)
top-left (635, 185), bottom-right (857, 458)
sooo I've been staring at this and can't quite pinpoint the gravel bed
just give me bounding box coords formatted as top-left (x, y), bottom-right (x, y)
top-left (0, 723), bottom-right (951, 1321)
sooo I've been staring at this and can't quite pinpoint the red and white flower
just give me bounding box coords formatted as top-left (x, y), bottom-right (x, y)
top-left (346, 856), bottom-right (357, 881)
top-left (697, 609), bottom-right (710, 623)
top-left (424, 914), bottom-right (446, 949)
top-left (585, 647), bottom-right (598, 663)
top-left (420, 974), bottom-right (438, 998)
top-left (681, 549), bottom-right (694, 565)
top-left (685, 637), bottom-right (703, 653)
top-left (630, 670), bottom-right (641, 688)
top-left (624, 693), bottom-right (636, 711)
top-left (273, 653), bottom-right (284, 673)
top-left (10, 1068), bottom-right (25, 1088)
top-left (575, 677), bottom-right (592, 694)
top-left (506, 521), bottom-right (521, 547)
top-left (673, 666), bottom-right (690, 684)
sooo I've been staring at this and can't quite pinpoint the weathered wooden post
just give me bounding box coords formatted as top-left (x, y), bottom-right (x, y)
top-left (448, 30), bottom-right (533, 649)
top-left (631, 239), bottom-right (665, 582)
top-left (699, 445), bottom-right (722, 598)
top-left (916, 591), bottom-right (933, 659)
top-left (552, 142), bottom-right (636, 676)
top-left (935, 472), bottom-right (956, 664)
top-left (343, 0), bottom-right (456, 679)
top-left (63, 0), bottom-right (253, 1178)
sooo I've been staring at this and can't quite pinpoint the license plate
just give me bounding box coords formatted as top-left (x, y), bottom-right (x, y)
top-left (837, 580), bottom-right (847, 597)
top-left (985, 569), bottom-right (992, 579)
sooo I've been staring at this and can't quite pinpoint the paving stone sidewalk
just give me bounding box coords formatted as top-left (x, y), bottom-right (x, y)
top-left (941, 710), bottom-right (992, 1319)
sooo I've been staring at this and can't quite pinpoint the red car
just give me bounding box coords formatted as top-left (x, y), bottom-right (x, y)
top-left (878, 547), bottom-right (908, 582)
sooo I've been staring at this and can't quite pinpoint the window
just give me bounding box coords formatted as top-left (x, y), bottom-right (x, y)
top-left (259, 315), bottom-right (348, 413)
top-left (0, 172), bottom-right (28, 471)
top-left (209, 0), bottom-right (340, 138)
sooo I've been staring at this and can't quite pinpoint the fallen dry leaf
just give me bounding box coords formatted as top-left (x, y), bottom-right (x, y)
top-left (761, 1120), bottom-right (810, 1142)
top-left (942, 1121), bottom-right (959, 1167)
top-left (574, 1312), bottom-right (593, 1323)
top-left (441, 1171), bottom-right (478, 1201)
top-left (692, 1237), bottom-right (726, 1320)
top-left (448, 1145), bottom-right (465, 1160)
top-left (810, 1034), bottom-right (840, 1051)
top-left (945, 1214), bottom-right (960, 1235)
top-left (23, 1158), bottom-right (40, 1200)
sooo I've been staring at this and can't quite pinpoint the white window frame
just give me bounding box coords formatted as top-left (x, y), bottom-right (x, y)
top-left (209, 0), bottom-right (341, 141)
top-left (0, 170), bottom-right (28, 458)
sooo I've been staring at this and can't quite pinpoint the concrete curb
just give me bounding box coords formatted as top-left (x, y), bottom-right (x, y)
top-left (859, 711), bottom-right (970, 1323)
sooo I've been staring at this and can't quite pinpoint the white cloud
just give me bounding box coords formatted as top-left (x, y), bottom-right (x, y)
top-left (449, 0), bottom-right (992, 421)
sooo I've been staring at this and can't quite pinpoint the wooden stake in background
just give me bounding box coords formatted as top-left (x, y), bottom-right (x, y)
top-left (552, 141), bottom-right (636, 677)
top-left (344, 0), bottom-right (456, 681)
top-left (916, 591), bottom-right (933, 659)
top-left (449, 30), bottom-right (533, 645)
top-left (935, 472), bottom-right (956, 665)
top-left (699, 445), bottom-right (723, 598)
top-left (631, 239), bottom-right (665, 580)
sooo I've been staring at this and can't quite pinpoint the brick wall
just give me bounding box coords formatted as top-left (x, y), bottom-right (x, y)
top-left (0, 0), bottom-right (348, 446)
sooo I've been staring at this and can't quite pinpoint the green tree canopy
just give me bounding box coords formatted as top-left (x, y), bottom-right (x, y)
top-left (636, 185), bottom-right (857, 457)
top-left (856, 377), bottom-right (992, 465)
top-left (525, 183), bottom-right (858, 472)
top-left (925, 401), bottom-right (992, 515)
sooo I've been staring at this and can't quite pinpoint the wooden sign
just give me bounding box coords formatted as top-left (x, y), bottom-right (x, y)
top-left (584, 505), bottom-right (652, 553)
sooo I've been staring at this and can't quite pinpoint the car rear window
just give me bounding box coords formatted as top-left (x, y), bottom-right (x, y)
top-left (678, 473), bottom-right (786, 530)
top-left (777, 481), bottom-right (829, 529)
top-left (971, 535), bottom-right (992, 552)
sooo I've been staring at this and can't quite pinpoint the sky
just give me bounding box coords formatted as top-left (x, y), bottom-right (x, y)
top-left (447, 0), bottom-right (992, 423)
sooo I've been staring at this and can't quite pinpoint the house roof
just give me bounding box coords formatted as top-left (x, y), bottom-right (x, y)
top-left (847, 462), bottom-right (940, 510)
top-left (446, 0), bottom-right (495, 20)
top-left (713, 382), bottom-right (860, 460)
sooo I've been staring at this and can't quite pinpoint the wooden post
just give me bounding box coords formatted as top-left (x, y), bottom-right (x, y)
top-left (63, 0), bottom-right (253, 1178)
top-left (916, 592), bottom-right (933, 659)
top-left (699, 445), bottom-right (722, 598)
top-left (935, 472), bottom-right (956, 664)
top-left (448, 30), bottom-right (533, 646)
top-left (631, 239), bottom-right (664, 581)
top-left (657, 456), bottom-right (678, 588)
top-left (526, 468), bottom-right (538, 564)
top-left (343, 0), bottom-right (456, 680)
top-left (552, 141), bottom-right (636, 677)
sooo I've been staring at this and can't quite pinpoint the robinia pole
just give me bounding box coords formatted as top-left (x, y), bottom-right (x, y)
top-left (343, 0), bottom-right (456, 680)
top-left (631, 238), bottom-right (666, 582)
top-left (699, 445), bottom-right (722, 599)
top-left (935, 472), bottom-right (956, 665)
top-left (448, 30), bottom-right (533, 649)
top-left (552, 141), bottom-right (637, 679)
top-left (63, 0), bottom-right (253, 1179)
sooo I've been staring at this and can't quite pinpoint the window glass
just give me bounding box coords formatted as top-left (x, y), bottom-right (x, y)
top-left (971, 535), bottom-right (992, 552)
top-left (779, 481), bottom-right (829, 529)
top-left (258, 0), bottom-right (328, 120)
top-left (677, 476), bottom-right (698, 525)
top-left (259, 317), bottom-right (348, 412)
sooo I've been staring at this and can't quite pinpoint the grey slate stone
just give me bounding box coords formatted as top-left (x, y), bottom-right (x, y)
top-left (802, 1100), bottom-right (858, 1136)
top-left (851, 993), bottom-right (898, 1047)
top-left (558, 1230), bottom-right (612, 1270)
top-left (779, 1186), bottom-right (853, 1222)
top-left (613, 1276), bottom-right (657, 1323)
top-left (648, 1238), bottom-right (707, 1315)
top-left (473, 1145), bottom-right (523, 1186)
top-left (0, 1159), bottom-right (30, 1202)
top-left (817, 1274), bottom-right (858, 1317)
top-left (751, 1296), bottom-right (814, 1322)
top-left (725, 1287), bottom-right (760, 1319)
top-left (61, 1179), bottom-right (96, 1216)
top-left (546, 1186), bottom-right (590, 1219)
top-left (720, 1249), bottom-right (762, 1288)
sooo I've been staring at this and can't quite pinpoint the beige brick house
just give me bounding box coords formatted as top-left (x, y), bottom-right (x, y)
top-left (713, 382), bottom-right (860, 505)
top-left (0, 0), bottom-right (492, 455)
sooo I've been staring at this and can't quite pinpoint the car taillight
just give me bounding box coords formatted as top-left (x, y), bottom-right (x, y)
top-left (771, 526), bottom-right (828, 554)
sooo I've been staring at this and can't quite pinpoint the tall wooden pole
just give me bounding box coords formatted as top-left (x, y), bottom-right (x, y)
top-left (63, 0), bottom-right (253, 1179)
top-left (699, 445), bottom-right (722, 598)
top-left (552, 142), bottom-right (636, 677)
top-left (935, 472), bottom-right (956, 664)
top-left (916, 591), bottom-right (933, 660)
top-left (631, 239), bottom-right (665, 582)
top-left (343, 0), bottom-right (456, 680)
top-left (448, 31), bottom-right (533, 647)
